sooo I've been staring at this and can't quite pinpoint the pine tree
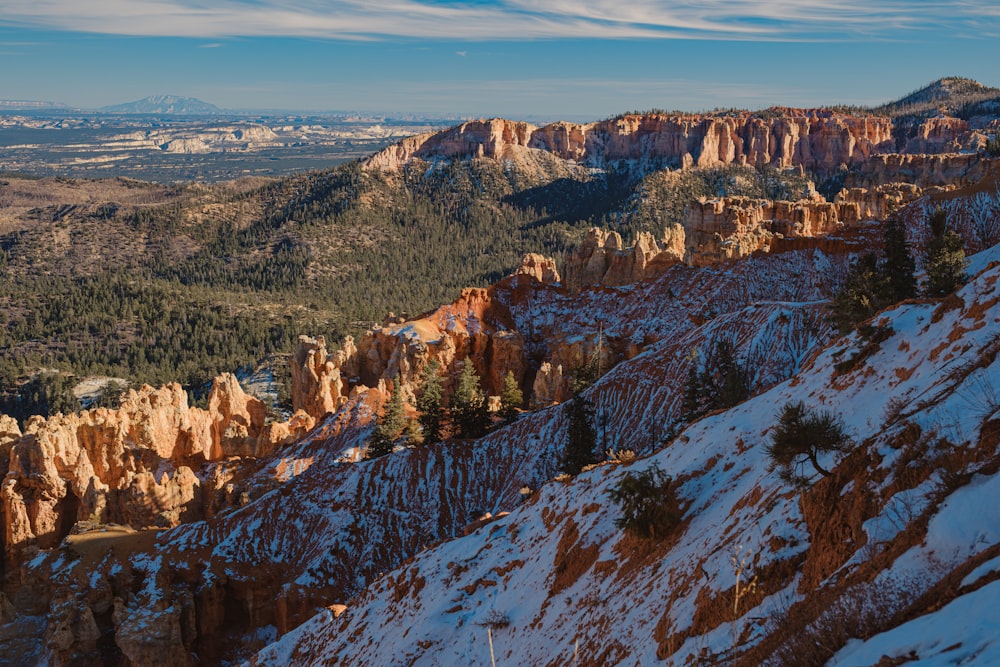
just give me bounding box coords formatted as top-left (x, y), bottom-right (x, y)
top-left (562, 393), bottom-right (599, 475)
top-left (713, 341), bottom-right (750, 409)
top-left (882, 216), bottom-right (916, 302)
top-left (499, 370), bottom-right (523, 424)
top-left (416, 359), bottom-right (445, 444)
top-left (924, 208), bottom-right (967, 297)
top-left (93, 380), bottom-right (127, 410)
top-left (830, 217), bottom-right (917, 334)
top-left (569, 327), bottom-right (605, 396)
top-left (607, 463), bottom-right (679, 539)
top-left (680, 341), bottom-right (749, 422)
top-left (985, 134), bottom-right (1000, 158)
top-left (367, 376), bottom-right (406, 458)
top-left (681, 364), bottom-right (705, 420)
top-left (451, 361), bottom-right (490, 439)
top-left (767, 401), bottom-right (851, 486)
top-left (830, 253), bottom-right (885, 334)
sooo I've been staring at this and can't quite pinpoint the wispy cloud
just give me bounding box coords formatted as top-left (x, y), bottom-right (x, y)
top-left (0, 0), bottom-right (993, 41)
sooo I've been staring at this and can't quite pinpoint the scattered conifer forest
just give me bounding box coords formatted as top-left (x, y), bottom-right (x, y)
top-left (0, 161), bottom-right (823, 421)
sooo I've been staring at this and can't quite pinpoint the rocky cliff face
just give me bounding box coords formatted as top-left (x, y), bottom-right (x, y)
top-left (677, 183), bottom-right (925, 266)
top-left (289, 285), bottom-right (528, 413)
top-left (361, 110), bottom-right (989, 176)
top-left (561, 227), bottom-right (684, 291)
top-left (1, 374), bottom-right (317, 563)
top-left (560, 183), bottom-right (927, 284)
top-left (848, 152), bottom-right (998, 188)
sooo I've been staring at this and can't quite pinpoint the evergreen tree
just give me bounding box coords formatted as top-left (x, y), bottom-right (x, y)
top-left (451, 361), bottom-right (490, 439)
top-left (681, 364), bottom-right (705, 421)
top-left (830, 253), bottom-right (885, 334)
top-left (499, 370), bottom-right (523, 424)
top-left (367, 376), bottom-right (406, 458)
top-left (882, 216), bottom-right (916, 302)
top-left (569, 356), bottom-right (600, 396)
top-left (569, 328), bottom-right (605, 396)
top-left (607, 463), bottom-right (679, 539)
top-left (13, 372), bottom-right (79, 426)
top-left (767, 401), bottom-right (851, 486)
top-left (924, 208), bottom-right (967, 297)
top-left (713, 341), bottom-right (750, 409)
top-left (680, 341), bottom-right (750, 422)
top-left (984, 134), bottom-right (1000, 158)
top-left (562, 393), bottom-right (599, 475)
top-left (562, 335), bottom-right (604, 475)
top-left (93, 380), bottom-right (127, 410)
top-left (830, 217), bottom-right (917, 333)
top-left (416, 360), bottom-right (445, 444)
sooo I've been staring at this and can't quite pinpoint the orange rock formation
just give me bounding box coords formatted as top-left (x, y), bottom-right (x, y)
top-left (1, 374), bottom-right (315, 560)
top-left (364, 112), bottom-right (921, 174)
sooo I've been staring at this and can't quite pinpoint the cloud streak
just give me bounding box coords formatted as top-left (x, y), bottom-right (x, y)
top-left (0, 0), bottom-right (994, 42)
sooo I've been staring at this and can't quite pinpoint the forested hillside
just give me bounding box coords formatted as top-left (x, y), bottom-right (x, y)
top-left (0, 159), bottom-right (810, 422)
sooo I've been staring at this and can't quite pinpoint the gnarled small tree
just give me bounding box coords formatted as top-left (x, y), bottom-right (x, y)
top-left (767, 401), bottom-right (851, 486)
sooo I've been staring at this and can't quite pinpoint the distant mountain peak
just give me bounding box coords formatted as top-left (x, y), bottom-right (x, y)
top-left (880, 76), bottom-right (1000, 115)
top-left (100, 95), bottom-right (222, 115)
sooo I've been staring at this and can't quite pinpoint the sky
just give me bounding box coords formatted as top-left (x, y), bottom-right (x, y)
top-left (1, 1), bottom-right (999, 121)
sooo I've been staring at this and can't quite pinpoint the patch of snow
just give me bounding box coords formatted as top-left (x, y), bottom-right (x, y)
top-left (832, 579), bottom-right (1000, 666)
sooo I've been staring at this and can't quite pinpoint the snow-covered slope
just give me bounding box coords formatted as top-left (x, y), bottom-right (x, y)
top-left (253, 242), bottom-right (1000, 666)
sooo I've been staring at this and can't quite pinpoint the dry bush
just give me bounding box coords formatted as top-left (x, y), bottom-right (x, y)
top-left (476, 610), bottom-right (510, 630)
top-left (762, 575), bottom-right (919, 666)
top-left (606, 448), bottom-right (637, 463)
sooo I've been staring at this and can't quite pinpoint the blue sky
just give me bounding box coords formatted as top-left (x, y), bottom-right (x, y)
top-left (1, 1), bottom-right (998, 120)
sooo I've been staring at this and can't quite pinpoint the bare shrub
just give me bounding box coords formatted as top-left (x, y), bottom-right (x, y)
top-left (606, 448), bottom-right (637, 463)
top-left (476, 610), bottom-right (511, 630)
top-left (763, 575), bottom-right (920, 666)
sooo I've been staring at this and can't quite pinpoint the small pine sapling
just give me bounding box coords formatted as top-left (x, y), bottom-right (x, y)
top-left (924, 208), bottom-right (967, 297)
top-left (607, 462), bottom-right (680, 539)
top-left (767, 401), bottom-right (851, 486)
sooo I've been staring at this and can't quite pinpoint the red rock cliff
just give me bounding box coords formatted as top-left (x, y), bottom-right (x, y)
top-left (365, 111), bottom-right (908, 174)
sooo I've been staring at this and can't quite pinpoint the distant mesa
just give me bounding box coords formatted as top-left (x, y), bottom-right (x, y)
top-left (100, 94), bottom-right (223, 115)
top-left (0, 99), bottom-right (69, 110)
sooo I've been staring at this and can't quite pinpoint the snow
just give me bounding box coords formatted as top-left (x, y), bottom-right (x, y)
top-left (895, 472), bottom-right (1000, 572)
top-left (832, 579), bottom-right (1000, 666)
top-left (249, 238), bottom-right (1000, 666)
top-left (962, 555), bottom-right (1000, 588)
